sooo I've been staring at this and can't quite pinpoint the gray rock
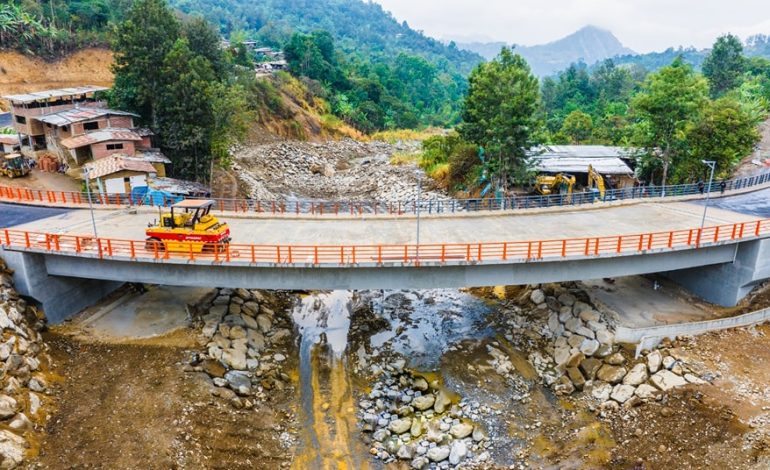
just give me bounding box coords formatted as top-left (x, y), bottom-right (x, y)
top-left (591, 382), bottom-right (613, 401)
top-left (411, 456), bottom-right (430, 469)
top-left (225, 371), bottom-right (252, 395)
top-left (434, 390), bottom-right (451, 414)
top-left (568, 334), bottom-right (586, 348)
top-left (8, 413), bottom-right (31, 431)
top-left (221, 348), bottom-right (247, 370)
top-left (256, 314), bottom-right (272, 333)
top-left (449, 440), bottom-right (468, 465)
top-left (530, 289), bottom-right (546, 305)
top-left (397, 443), bottom-right (415, 460)
top-left (579, 310), bottom-right (601, 322)
top-left (247, 329), bottom-right (266, 351)
top-left (373, 429), bottom-right (390, 442)
top-left (0, 430), bottom-right (25, 468)
top-left (580, 339), bottom-right (600, 356)
top-left (558, 293), bottom-right (576, 306)
top-left (662, 356), bottom-right (676, 370)
top-left (605, 352), bottom-right (626, 366)
top-left (596, 329), bottom-right (615, 346)
top-left (564, 317), bottom-right (582, 333)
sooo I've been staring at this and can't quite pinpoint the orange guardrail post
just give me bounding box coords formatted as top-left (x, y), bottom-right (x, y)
top-left (130, 240), bottom-right (136, 259)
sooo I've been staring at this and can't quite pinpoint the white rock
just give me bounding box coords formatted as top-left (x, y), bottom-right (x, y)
top-left (650, 370), bottom-right (688, 391)
top-left (684, 374), bottom-right (707, 385)
top-left (591, 382), bottom-right (613, 402)
top-left (389, 418), bottom-right (412, 435)
top-left (28, 393), bottom-right (41, 417)
top-left (634, 384), bottom-right (658, 399)
top-left (647, 351), bottom-right (662, 374)
top-left (610, 384), bottom-right (636, 404)
top-left (623, 363), bottom-right (649, 386)
top-left (0, 395), bottom-right (17, 419)
top-left (564, 317), bottom-right (582, 333)
top-left (256, 314), bottom-right (272, 333)
top-left (580, 339), bottom-right (600, 356)
top-left (449, 422), bottom-right (473, 439)
top-left (662, 356), bottom-right (676, 370)
top-left (426, 446), bottom-right (450, 462)
top-left (596, 330), bottom-right (615, 346)
top-left (579, 310), bottom-right (601, 322)
top-left (448, 440), bottom-right (468, 465)
top-left (0, 430), bottom-right (25, 468)
top-left (568, 335), bottom-right (586, 348)
top-left (575, 326), bottom-right (596, 340)
top-left (412, 394), bottom-right (435, 411)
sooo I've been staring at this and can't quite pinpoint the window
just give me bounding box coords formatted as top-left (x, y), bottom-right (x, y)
top-left (84, 121), bottom-right (99, 131)
top-left (15, 116), bottom-right (26, 124)
top-left (106, 143), bottom-right (124, 151)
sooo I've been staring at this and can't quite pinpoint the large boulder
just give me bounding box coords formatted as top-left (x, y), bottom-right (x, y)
top-left (611, 384), bottom-right (636, 404)
top-left (412, 394), bottom-right (435, 411)
top-left (426, 446), bottom-right (450, 462)
top-left (449, 422), bottom-right (473, 439)
top-left (596, 365), bottom-right (627, 384)
top-left (530, 289), bottom-right (546, 305)
top-left (623, 363), bottom-right (649, 386)
top-left (647, 351), bottom-right (662, 374)
top-left (388, 418), bottom-right (412, 435)
top-left (650, 370), bottom-right (687, 391)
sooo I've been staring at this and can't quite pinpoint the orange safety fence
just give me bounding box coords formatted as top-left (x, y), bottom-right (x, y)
top-left (2, 219), bottom-right (768, 267)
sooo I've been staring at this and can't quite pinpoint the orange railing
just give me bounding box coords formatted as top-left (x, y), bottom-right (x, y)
top-left (2, 219), bottom-right (768, 267)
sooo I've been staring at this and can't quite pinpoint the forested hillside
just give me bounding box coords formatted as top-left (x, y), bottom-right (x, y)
top-left (169, 0), bottom-right (484, 130)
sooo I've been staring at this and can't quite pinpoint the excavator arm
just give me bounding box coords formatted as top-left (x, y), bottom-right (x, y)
top-left (587, 165), bottom-right (606, 200)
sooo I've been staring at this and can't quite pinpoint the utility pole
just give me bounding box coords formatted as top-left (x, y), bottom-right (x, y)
top-left (415, 173), bottom-right (422, 264)
top-left (83, 167), bottom-right (99, 239)
top-left (700, 160), bottom-right (716, 231)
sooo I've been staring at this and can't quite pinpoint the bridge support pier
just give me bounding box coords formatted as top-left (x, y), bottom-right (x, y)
top-left (665, 239), bottom-right (770, 307)
top-left (1, 249), bottom-right (123, 324)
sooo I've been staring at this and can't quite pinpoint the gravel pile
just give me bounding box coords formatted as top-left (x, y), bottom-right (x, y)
top-left (233, 139), bottom-right (449, 202)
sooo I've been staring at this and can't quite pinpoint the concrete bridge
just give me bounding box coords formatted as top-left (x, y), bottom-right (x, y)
top-left (1, 187), bottom-right (770, 322)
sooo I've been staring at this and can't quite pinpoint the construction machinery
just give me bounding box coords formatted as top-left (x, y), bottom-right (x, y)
top-left (534, 173), bottom-right (576, 201)
top-left (145, 200), bottom-right (231, 253)
top-left (587, 165), bottom-right (606, 200)
top-left (0, 153), bottom-right (30, 178)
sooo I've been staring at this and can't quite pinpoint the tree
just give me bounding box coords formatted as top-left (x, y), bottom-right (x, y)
top-left (680, 97), bottom-right (759, 180)
top-left (110, 0), bottom-right (180, 128)
top-left (560, 110), bottom-right (593, 144)
top-left (184, 17), bottom-right (228, 79)
top-left (156, 38), bottom-right (216, 181)
top-left (703, 34), bottom-right (746, 98)
top-left (631, 58), bottom-right (709, 187)
top-left (460, 47), bottom-right (540, 188)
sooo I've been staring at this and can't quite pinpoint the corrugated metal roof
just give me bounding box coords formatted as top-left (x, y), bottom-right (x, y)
top-left (2, 86), bottom-right (110, 104)
top-left (533, 145), bottom-right (638, 159)
top-left (60, 128), bottom-right (142, 149)
top-left (530, 156), bottom-right (634, 175)
top-left (135, 150), bottom-right (170, 164)
top-left (84, 155), bottom-right (157, 179)
top-left (35, 108), bottom-right (138, 126)
top-left (149, 177), bottom-right (210, 196)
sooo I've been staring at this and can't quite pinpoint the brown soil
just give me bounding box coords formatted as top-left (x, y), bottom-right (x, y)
top-left (736, 116), bottom-right (770, 176)
top-left (30, 330), bottom-right (296, 470)
top-left (0, 168), bottom-right (81, 191)
top-left (0, 49), bottom-right (114, 110)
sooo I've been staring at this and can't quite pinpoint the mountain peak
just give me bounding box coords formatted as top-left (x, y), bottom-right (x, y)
top-left (456, 25), bottom-right (635, 76)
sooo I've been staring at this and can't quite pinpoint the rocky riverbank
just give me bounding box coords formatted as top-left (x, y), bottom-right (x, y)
top-left (234, 139), bottom-right (449, 201)
top-left (0, 259), bottom-right (51, 468)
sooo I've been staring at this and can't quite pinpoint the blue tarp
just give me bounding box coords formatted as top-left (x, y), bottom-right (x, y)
top-left (131, 186), bottom-right (183, 206)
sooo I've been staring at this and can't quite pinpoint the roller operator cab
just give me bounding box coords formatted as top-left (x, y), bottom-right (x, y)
top-left (145, 200), bottom-right (231, 253)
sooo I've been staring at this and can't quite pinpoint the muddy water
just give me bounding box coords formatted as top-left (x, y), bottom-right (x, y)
top-left (291, 292), bottom-right (368, 470)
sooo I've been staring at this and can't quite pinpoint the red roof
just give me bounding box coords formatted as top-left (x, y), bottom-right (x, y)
top-left (60, 128), bottom-right (142, 149)
top-left (84, 155), bottom-right (157, 179)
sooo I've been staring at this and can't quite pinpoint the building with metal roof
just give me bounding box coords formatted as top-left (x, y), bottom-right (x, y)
top-left (528, 145), bottom-right (637, 176)
top-left (2, 86), bottom-right (109, 105)
top-left (35, 108), bottom-right (138, 127)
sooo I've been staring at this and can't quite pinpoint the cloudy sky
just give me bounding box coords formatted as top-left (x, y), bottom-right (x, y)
top-left (373, 0), bottom-right (770, 53)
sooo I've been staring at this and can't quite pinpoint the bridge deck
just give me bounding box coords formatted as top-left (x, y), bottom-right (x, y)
top-left (5, 200), bottom-right (759, 247)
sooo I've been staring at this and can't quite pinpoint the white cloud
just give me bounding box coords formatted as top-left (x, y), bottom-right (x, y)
top-left (373, 0), bottom-right (770, 52)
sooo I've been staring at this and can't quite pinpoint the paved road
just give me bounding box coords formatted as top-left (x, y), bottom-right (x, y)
top-left (4, 199), bottom-right (760, 246)
top-left (693, 187), bottom-right (770, 217)
top-left (0, 203), bottom-right (71, 229)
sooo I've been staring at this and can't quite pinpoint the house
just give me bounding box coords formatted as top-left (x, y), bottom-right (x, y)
top-left (2, 86), bottom-right (168, 178)
top-left (3, 86), bottom-right (109, 151)
top-left (529, 145), bottom-right (638, 188)
top-left (0, 134), bottom-right (20, 154)
top-left (83, 154), bottom-right (158, 195)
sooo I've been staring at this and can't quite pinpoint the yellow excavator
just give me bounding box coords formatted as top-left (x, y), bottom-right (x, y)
top-left (587, 165), bottom-right (606, 200)
top-left (535, 173), bottom-right (576, 202)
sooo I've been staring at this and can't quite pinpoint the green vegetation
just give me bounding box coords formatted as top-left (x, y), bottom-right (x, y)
top-left (459, 47), bottom-right (541, 188)
top-left (168, 0), bottom-right (481, 131)
top-left (703, 34), bottom-right (746, 98)
top-left (111, 0), bottom-right (251, 182)
top-left (0, 0), bottom-right (129, 56)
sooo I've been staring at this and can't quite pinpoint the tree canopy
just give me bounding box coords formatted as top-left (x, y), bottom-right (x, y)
top-left (703, 34), bottom-right (746, 98)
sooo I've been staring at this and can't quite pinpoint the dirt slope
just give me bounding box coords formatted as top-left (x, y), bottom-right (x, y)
top-left (0, 48), bottom-right (114, 110)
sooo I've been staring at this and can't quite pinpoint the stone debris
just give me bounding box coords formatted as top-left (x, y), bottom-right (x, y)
top-left (233, 139), bottom-right (450, 203)
top-left (360, 363), bottom-right (492, 469)
top-left (191, 288), bottom-right (294, 404)
top-left (0, 259), bottom-right (51, 469)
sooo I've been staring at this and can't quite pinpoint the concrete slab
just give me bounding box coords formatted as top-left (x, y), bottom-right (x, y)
top-left (75, 285), bottom-right (213, 339)
top-left (583, 277), bottom-right (718, 328)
